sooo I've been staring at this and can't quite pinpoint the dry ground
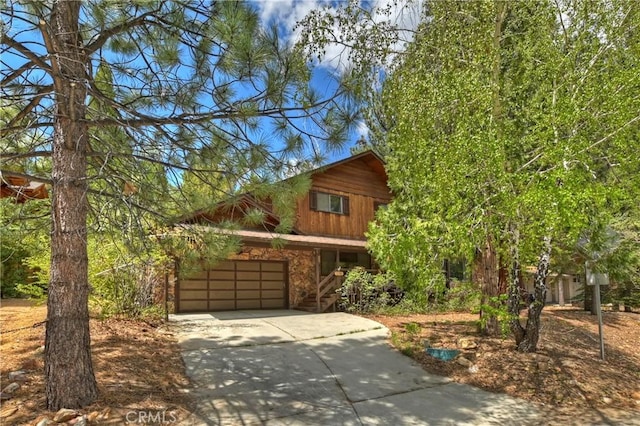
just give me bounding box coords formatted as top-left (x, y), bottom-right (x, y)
top-left (2, 300), bottom-right (639, 425)
top-left (0, 299), bottom-right (192, 425)
top-left (367, 306), bottom-right (640, 424)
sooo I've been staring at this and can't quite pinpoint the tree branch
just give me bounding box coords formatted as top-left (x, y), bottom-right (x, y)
top-left (1, 33), bottom-right (52, 74)
top-left (3, 86), bottom-right (53, 130)
top-left (84, 11), bottom-right (161, 55)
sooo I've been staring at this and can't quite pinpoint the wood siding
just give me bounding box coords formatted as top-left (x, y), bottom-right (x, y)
top-left (311, 157), bottom-right (389, 199)
top-left (184, 152), bottom-right (391, 240)
top-left (295, 158), bottom-right (391, 238)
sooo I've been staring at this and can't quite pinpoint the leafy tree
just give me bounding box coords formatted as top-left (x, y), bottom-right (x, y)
top-left (0, 198), bottom-right (49, 298)
top-left (364, 0), bottom-right (639, 351)
top-left (1, 0), bottom-right (353, 409)
top-left (296, 0), bottom-right (421, 159)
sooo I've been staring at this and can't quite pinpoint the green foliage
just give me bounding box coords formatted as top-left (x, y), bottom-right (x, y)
top-left (390, 330), bottom-right (418, 357)
top-left (475, 294), bottom-right (513, 338)
top-left (87, 234), bottom-right (167, 318)
top-left (365, 0), bottom-right (640, 314)
top-left (0, 243), bottom-right (30, 298)
top-left (2, 0), bottom-right (357, 291)
top-left (337, 267), bottom-right (401, 313)
top-left (90, 265), bottom-right (154, 318)
top-left (14, 282), bottom-right (47, 300)
top-left (598, 215), bottom-right (640, 308)
top-left (438, 282), bottom-right (482, 313)
top-left (375, 296), bottom-right (427, 315)
top-left (404, 321), bottom-right (421, 338)
top-left (0, 199), bottom-right (50, 299)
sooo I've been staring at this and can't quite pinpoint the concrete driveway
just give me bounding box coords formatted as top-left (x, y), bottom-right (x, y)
top-left (170, 310), bottom-right (541, 425)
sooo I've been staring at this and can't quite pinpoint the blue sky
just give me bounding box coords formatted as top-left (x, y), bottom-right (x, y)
top-left (1, 1), bottom-right (423, 169)
top-left (251, 0), bottom-right (424, 163)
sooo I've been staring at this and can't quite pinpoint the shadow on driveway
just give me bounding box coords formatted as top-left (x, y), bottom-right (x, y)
top-left (170, 311), bottom-right (542, 425)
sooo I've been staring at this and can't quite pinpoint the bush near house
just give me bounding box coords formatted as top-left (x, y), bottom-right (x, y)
top-left (337, 267), bottom-right (403, 313)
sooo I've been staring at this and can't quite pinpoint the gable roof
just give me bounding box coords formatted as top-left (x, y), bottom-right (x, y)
top-left (177, 149), bottom-right (386, 231)
top-left (301, 150), bottom-right (386, 182)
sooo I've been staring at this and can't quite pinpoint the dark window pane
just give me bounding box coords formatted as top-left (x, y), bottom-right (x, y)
top-left (321, 250), bottom-right (336, 275)
top-left (330, 195), bottom-right (343, 213)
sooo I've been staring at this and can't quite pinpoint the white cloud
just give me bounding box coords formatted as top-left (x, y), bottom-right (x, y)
top-left (356, 120), bottom-right (369, 138)
top-left (253, 0), bottom-right (424, 73)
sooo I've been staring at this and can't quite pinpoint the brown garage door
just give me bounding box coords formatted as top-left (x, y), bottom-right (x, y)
top-left (177, 260), bottom-right (288, 312)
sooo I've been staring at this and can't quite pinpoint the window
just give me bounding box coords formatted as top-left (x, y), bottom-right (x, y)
top-left (374, 201), bottom-right (388, 211)
top-left (310, 191), bottom-right (349, 215)
top-left (443, 259), bottom-right (466, 284)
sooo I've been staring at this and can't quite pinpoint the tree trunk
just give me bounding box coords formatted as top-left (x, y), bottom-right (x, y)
top-left (507, 228), bottom-right (526, 343)
top-left (474, 0), bottom-right (510, 337)
top-left (44, 1), bottom-right (98, 409)
top-left (515, 237), bottom-right (552, 353)
top-left (475, 238), bottom-right (501, 335)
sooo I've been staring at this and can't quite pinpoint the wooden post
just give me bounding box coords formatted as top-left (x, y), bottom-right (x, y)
top-left (315, 249), bottom-right (321, 287)
top-left (164, 270), bottom-right (169, 321)
top-left (315, 249), bottom-right (321, 312)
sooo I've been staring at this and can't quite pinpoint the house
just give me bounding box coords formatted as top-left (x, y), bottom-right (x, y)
top-left (0, 173), bottom-right (48, 203)
top-left (174, 150), bottom-right (391, 313)
top-left (523, 273), bottom-right (583, 305)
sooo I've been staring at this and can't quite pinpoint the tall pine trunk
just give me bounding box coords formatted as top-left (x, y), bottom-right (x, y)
top-left (44, 0), bottom-right (98, 409)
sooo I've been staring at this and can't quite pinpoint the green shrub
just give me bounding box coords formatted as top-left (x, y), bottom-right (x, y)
top-left (0, 245), bottom-right (30, 298)
top-left (90, 262), bottom-right (160, 318)
top-left (337, 267), bottom-right (402, 313)
top-left (439, 280), bottom-right (482, 312)
top-left (404, 321), bottom-right (422, 338)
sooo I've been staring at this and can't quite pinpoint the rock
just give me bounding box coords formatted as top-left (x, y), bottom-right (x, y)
top-left (560, 359), bottom-right (578, 369)
top-left (87, 411), bottom-right (100, 422)
top-left (0, 405), bottom-right (18, 418)
top-left (537, 361), bottom-right (550, 371)
top-left (35, 418), bottom-right (53, 426)
top-left (456, 356), bottom-right (473, 367)
top-left (8, 370), bottom-right (27, 381)
top-left (71, 415), bottom-right (88, 426)
top-left (468, 365), bottom-right (479, 374)
top-left (457, 337), bottom-right (478, 350)
top-left (2, 382), bottom-right (20, 394)
top-left (0, 392), bottom-right (11, 401)
top-left (53, 408), bottom-right (78, 423)
top-left (602, 397), bottom-right (612, 405)
top-left (34, 345), bottom-right (45, 356)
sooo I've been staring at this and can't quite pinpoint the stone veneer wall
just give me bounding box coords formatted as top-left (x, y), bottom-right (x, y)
top-left (228, 246), bottom-right (316, 307)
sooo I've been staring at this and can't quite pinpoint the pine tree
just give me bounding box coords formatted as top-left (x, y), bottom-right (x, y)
top-left (1, 0), bottom-right (352, 408)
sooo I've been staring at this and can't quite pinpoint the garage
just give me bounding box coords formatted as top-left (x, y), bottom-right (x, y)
top-left (176, 260), bottom-right (288, 312)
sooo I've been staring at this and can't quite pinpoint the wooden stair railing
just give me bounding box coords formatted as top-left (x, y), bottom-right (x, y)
top-left (295, 268), bottom-right (345, 313)
top-left (314, 269), bottom-right (343, 312)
